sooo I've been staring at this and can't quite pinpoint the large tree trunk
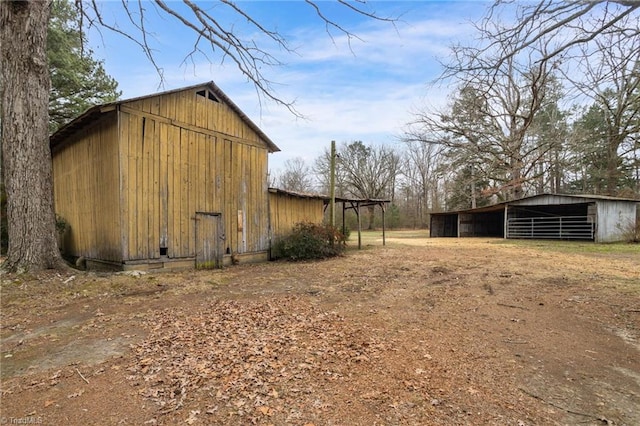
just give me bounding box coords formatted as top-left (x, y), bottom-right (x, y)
top-left (1, 0), bottom-right (64, 271)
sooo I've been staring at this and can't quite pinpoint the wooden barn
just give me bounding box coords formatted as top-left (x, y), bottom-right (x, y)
top-left (430, 193), bottom-right (639, 243)
top-left (51, 82), bottom-right (281, 270)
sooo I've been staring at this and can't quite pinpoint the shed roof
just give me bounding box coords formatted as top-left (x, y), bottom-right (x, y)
top-left (432, 193), bottom-right (640, 216)
top-left (268, 188), bottom-right (390, 205)
top-left (50, 81), bottom-right (280, 153)
top-left (512, 193), bottom-right (639, 204)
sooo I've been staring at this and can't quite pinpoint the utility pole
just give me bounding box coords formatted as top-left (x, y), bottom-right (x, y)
top-left (329, 140), bottom-right (336, 228)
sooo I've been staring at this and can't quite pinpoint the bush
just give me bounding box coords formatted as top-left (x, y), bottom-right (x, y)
top-left (274, 222), bottom-right (346, 260)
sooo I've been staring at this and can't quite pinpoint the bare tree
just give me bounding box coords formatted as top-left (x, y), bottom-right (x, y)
top-left (0, 0), bottom-right (395, 272)
top-left (470, 1), bottom-right (639, 75)
top-left (407, 1), bottom-right (624, 202)
top-left (399, 140), bottom-right (445, 228)
top-left (313, 147), bottom-right (350, 198)
top-left (564, 22), bottom-right (640, 196)
top-left (337, 141), bottom-right (400, 229)
top-left (409, 51), bottom-right (559, 201)
top-left (79, 0), bottom-right (396, 116)
top-left (275, 157), bottom-right (315, 193)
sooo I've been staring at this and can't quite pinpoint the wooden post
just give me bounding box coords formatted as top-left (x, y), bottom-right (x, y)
top-left (329, 140), bottom-right (336, 228)
top-left (342, 200), bottom-right (346, 237)
top-left (382, 202), bottom-right (386, 246)
top-left (357, 201), bottom-right (362, 250)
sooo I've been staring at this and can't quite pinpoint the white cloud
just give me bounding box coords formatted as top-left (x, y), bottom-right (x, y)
top-left (89, 2), bottom-right (487, 174)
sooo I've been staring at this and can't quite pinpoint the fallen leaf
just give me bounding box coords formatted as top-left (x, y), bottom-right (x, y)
top-left (185, 410), bottom-right (200, 424)
top-left (256, 406), bottom-right (274, 416)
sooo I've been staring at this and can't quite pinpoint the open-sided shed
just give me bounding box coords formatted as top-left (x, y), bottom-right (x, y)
top-left (268, 188), bottom-right (391, 250)
top-left (430, 194), bottom-right (639, 243)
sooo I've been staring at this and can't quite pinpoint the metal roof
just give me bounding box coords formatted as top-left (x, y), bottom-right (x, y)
top-left (50, 81), bottom-right (280, 153)
top-left (512, 192), bottom-right (640, 203)
top-left (268, 187), bottom-right (390, 205)
top-left (432, 192), bottom-right (639, 216)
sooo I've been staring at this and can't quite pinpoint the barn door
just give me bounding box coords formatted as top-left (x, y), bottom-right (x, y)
top-left (195, 212), bottom-right (223, 269)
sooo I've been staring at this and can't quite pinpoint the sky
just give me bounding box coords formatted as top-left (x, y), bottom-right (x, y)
top-left (86, 1), bottom-right (491, 174)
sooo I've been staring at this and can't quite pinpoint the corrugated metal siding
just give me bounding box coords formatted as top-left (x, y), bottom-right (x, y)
top-left (509, 195), bottom-right (592, 206)
top-left (595, 201), bottom-right (638, 242)
top-left (432, 195), bottom-right (638, 242)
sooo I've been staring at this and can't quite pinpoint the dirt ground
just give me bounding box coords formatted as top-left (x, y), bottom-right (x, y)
top-left (1, 235), bottom-right (639, 425)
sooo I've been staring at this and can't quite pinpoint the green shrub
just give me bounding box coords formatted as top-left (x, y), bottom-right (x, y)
top-left (274, 222), bottom-right (346, 260)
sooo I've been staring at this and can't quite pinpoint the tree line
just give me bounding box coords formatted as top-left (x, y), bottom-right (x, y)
top-left (272, 1), bottom-right (640, 229)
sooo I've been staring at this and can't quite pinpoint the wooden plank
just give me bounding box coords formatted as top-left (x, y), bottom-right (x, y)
top-left (201, 134), bottom-right (207, 212)
top-left (169, 124), bottom-right (181, 258)
top-left (118, 113), bottom-right (129, 261)
top-left (127, 114), bottom-right (138, 260)
top-left (249, 145), bottom-right (257, 250)
top-left (188, 129), bottom-right (197, 256)
top-left (126, 99), bottom-right (142, 112)
top-left (104, 121), bottom-right (118, 261)
top-left (150, 95), bottom-right (160, 115)
top-left (252, 146), bottom-right (259, 249)
top-left (258, 148), bottom-right (267, 249)
top-left (214, 136), bottom-right (223, 214)
top-left (150, 118), bottom-right (160, 259)
top-left (195, 95), bottom-right (205, 129)
top-left (207, 97), bottom-right (216, 132)
top-left (180, 128), bottom-right (189, 257)
top-left (205, 135), bottom-right (213, 212)
top-left (159, 122), bottom-right (169, 251)
top-left (184, 90), bottom-right (193, 127)
top-left (165, 93), bottom-right (176, 125)
top-left (234, 142), bottom-right (242, 253)
top-left (224, 139), bottom-right (233, 253)
top-left (235, 143), bottom-right (244, 253)
top-left (138, 115), bottom-right (148, 259)
top-left (173, 92), bottom-right (183, 124)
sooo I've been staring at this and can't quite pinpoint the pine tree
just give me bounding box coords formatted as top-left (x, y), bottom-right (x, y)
top-left (48, 0), bottom-right (120, 133)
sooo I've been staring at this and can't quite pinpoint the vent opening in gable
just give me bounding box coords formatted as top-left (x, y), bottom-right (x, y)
top-left (196, 89), bottom-right (220, 103)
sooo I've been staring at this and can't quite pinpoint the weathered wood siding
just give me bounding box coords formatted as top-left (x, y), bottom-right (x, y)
top-left (118, 88), bottom-right (270, 261)
top-left (269, 192), bottom-right (325, 243)
top-left (52, 114), bottom-right (122, 261)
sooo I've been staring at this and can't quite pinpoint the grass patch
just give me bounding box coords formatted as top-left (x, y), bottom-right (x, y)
top-left (492, 238), bottom-right (640, 255)
top-left (349, 229), bottom-right (430, 247)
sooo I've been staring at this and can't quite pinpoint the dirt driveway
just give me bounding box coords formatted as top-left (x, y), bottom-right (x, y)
top-left (1, 235), bottom-right (639, 425)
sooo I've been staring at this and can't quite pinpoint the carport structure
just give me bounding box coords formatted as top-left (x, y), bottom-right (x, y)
top-left (430, 194), bottom-right (639, 243)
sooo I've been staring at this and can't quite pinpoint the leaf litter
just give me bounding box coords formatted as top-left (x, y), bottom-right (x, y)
top-left (126, 297), bottom-right (385, 424)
